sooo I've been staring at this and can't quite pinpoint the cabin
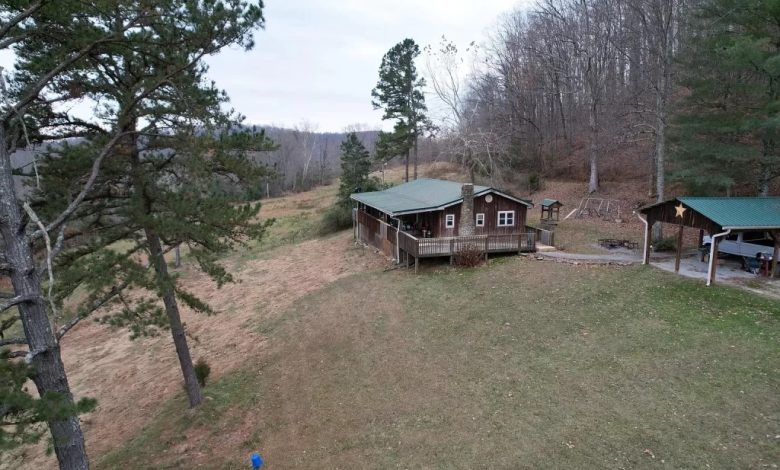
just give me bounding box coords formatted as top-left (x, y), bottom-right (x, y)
top-left (351, 179), bottom-right (538, 270)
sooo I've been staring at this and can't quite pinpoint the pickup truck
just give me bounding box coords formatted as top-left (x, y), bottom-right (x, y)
top-left (702, 231), bottom-right (775, 268)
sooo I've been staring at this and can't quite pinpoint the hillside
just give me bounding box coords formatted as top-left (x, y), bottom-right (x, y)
top-left (5, 165), bottom-right (778, 469)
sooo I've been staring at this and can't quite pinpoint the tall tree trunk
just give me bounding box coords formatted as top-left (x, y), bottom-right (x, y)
top-left (413, 136), bottom-right (418, 180)
top-left (759, 140), bottom-right (775, 196)
top-left (127, 128), bottom-right (202, 408)
top-left (648, 153), bottom-right (657, 198)
top-left (653, 35), bottom-right (671, 242)
top-left (0, 128), bottom-right (90, 469)
top-left (404, 147), bottom-right (409, 183)
top-left (588, 102), bottom-right (599, 193)
top-left (145, 227), bottom-right (203, 407)
top-left (652, 100), bottom-right (667, 242)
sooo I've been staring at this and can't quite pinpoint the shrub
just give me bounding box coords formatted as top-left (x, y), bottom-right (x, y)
top-left (528, 173), bottom-right (541, 193)
top-left (194, 358), bottom-right (211, 388)
top-left (453, 243), bottom-right (484, 267)
top-left (319, 204), bottom-right (353, 235)
top-left (653, 236), bottom-right (677, 252)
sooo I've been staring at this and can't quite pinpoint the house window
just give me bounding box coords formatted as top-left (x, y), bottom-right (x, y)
top-left (475, 213), bottom-right (485, 227)
top-left (445, 214), bottom-right (455, 228)
top-left (497, 211), bottom-right (515, 227)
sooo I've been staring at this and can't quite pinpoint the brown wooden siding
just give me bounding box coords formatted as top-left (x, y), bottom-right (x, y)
top-left (642, 201), bottom-right (721, 233)
top-left (424, 194), bottom-right (528, 237)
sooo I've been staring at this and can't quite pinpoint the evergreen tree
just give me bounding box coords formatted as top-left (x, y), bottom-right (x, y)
top-left (22, 0), bottom-right (271, 410)
top-left (371, 38), bottom-right (430, 182)
top-left (0, 4), bottom-right (269, 465)
top-left (338, 132), bottom-right (373, 203)
top-left (374, 121), bottom-right (412, 166)
top-left (0, 1), bottom-right (145, 465)
top-left (670, 0), bottom-right (780, 195)
top-left (0, 351), bottom-right (96, 452)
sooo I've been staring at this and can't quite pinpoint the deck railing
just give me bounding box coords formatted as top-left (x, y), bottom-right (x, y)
top-left (355, 209), bottom-right (537, 259)
top-left (398, 231), bottom-right (536, 258)
top-left (526, 225), bottom-right (555, 246)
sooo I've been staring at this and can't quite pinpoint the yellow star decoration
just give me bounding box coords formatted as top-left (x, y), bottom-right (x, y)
top-left (674, 203), bottom-right (687, 218)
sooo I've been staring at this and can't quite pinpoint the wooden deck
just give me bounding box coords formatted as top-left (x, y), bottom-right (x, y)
top-left (354, 208), bottom-right (539, 262)
top-left (398, 231), bottom-right (536, 258)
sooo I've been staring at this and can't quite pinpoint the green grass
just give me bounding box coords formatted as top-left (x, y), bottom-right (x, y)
top-left (98, 260), bottom-right (780, 469)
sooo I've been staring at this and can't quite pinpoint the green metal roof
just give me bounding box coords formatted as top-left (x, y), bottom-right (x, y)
top-left (350, 178), bottom-right (532, 216)
top-left (541, 198), bottom-right (562, 207)
top-left (639, 197), bottom-right (780, 229)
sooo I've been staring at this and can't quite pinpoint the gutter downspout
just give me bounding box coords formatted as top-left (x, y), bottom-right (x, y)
top-left (392, 216), bottom-right (402, 264)
top-left (636, 212), bottom-right (649, 265)
top-left (706, 229), bottom-right (731, 287)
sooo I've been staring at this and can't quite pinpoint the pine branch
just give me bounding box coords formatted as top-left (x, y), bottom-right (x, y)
top-left (6, 350), bottom-right (29, 359)
top-left (56, 280), bottom-right (128, 340)
top-left (0, 0), bottom-right (45, 49)
top-left (0, 294), bottom-right (36, 313)
top-left (32, 131), bottom-right (127, 240)
top-left (1, 314), bottom-right (19, 336)
top-left (0, 336), bottom-right (27, 347)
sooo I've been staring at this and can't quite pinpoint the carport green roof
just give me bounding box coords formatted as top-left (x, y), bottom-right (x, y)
top-left (643, 197), bottom-right (780, 229)
top-left (541, 198), bottom-right (562, 207)
top-left (350, 178), bottom-right (532, 216)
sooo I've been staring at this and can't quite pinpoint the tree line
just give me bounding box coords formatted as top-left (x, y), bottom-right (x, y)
top-left (427, 0), bottom-right (778, 202)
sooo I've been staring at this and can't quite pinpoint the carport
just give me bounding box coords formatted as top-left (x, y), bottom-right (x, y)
top-left (638, 197), bottom-right (780, 286)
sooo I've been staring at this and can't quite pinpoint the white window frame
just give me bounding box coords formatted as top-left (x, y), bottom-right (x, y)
top-left (497, 210), bottom-right (515, 227)
top-left (445, 214), bottom-right (455, 228)
top-left (475, 213), bottom-right (485, 227)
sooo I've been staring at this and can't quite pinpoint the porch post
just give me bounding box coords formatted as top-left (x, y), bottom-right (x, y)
top-left (674, 224), bottom-right (684, 273)
top-left (414, 256), bottom-right (419, 274)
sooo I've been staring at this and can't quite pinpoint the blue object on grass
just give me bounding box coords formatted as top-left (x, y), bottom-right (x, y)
top-left (251, 452), bottom-right (263, 468)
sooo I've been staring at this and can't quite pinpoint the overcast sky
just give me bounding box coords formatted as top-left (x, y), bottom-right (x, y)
top-left (0, 1), bottom-right (532, 132)
top-left (206, 0), bottom-right (530, 131)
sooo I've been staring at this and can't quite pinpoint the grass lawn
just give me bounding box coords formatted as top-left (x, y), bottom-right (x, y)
top-left (98, 258), bottom-right (779, 469)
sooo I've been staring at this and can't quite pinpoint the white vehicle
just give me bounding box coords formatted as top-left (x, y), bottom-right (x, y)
top-left (702, 231), bottom-right (775, 260)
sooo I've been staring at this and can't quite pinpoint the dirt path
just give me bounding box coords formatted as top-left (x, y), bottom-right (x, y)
top-left (10, 233), bottom-right (386, 469)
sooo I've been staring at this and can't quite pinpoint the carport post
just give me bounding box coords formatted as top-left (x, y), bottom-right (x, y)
top-left (674, 224), bottom-right (684, 273)
top-left (771, 231), bottom-right (779, 278)
top-left (708, 238), bottom-right (720, 286)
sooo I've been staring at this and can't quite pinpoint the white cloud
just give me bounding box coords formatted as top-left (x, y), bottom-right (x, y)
top-left (1, 0), bottom-right (532, 132)
top-left (204, 0), bottom-right (533, 131)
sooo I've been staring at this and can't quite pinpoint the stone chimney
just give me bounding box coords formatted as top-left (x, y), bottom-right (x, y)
top-left (459, 183), bottom-right (475, 236)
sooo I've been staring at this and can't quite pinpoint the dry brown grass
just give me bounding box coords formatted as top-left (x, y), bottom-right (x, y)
top-left (4, 187), bottom-right (384, 470)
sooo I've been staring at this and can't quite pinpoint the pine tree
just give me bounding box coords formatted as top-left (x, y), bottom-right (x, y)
top-left (21, 0), bottom-right (271, 409)
top-left (338, 132), bottom-right (373, 203)
top-left (670, 0), bottom-right (780, 195)
top-left (371, 38), bottom-right (430, 182)
top-left (0, 1), bottom-right (141, 466)
top-left (0, 4), bottom-right (269, 465)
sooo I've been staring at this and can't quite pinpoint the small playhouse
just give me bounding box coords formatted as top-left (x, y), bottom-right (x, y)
top-left (541, 198), bottom-right (563, 222)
